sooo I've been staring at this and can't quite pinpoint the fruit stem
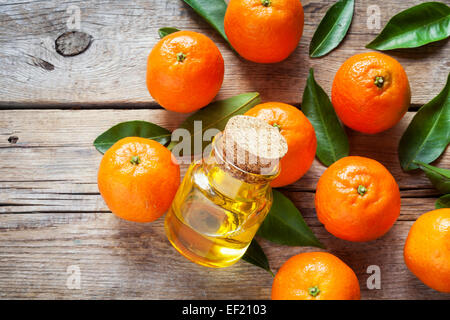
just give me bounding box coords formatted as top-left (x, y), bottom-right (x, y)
top-left (357, 185), bottom-right (367, 196)
top-left (273, 123), bottom-right (281, 130)
top-left (308, 286), bottom-right (320, 297)
top-left (130, 156), bottom-right (141, 165)
top-left (261, 0), bottom-right (271, 7)
top-left (176, 52), bottom-right (186, 62)
top-left (374, 76), bottom-right (384, 88)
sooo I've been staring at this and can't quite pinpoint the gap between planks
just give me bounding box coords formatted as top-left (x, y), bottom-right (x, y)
top-left (0, 103), bottom-right (425, 111)
top-left (0, 0), bottom-right (449, 106)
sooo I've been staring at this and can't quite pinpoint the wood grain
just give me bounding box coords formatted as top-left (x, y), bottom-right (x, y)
top-left (1, 109), bottom-right (448, 215)
top-left (1, 109), bottom-right (448, 212)
top-left (1, 0), bottom-right (449, 300)
top-left (0, 213), bottom-right (448, 300)
top-left (0, 109), bottom-right (449, 299)
top-left (0, 0), bottom-right (449, 106)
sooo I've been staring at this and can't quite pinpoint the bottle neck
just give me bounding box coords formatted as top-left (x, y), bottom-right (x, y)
top-left (202, 133), bottom-right (279, 200)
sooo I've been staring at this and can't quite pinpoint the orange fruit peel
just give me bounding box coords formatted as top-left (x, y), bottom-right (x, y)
top-left (98, 137), bottom-right (180, 223)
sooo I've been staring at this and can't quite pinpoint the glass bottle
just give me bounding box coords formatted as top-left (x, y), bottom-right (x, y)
top-left (164, 132), bottom-right (280, 268)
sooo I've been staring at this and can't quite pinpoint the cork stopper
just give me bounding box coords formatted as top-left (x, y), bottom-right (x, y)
top-left (218, 115), bottom-right (288, 182)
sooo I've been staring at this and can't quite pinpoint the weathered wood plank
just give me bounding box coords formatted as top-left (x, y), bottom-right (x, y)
top-left (0, 109), bottom-right (448, 214)
top-left (0, 0), bottom-right (449, 106)
top-left (0, 109), bottom-right (449, 299)
top-left (0, 212), bottom-right (448, 300)
top-left (1, 0), bottom-right (449, 300)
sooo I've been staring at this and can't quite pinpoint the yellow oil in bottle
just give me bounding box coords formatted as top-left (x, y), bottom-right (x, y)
top-left (165, 132), bottom-right (279, 268)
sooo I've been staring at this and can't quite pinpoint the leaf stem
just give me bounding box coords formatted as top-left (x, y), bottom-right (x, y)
top-left (166, 140), bottom-right (176, 151)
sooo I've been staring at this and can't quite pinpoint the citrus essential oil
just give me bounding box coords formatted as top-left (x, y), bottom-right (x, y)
top-left (165, 132), bottom-right (280, 268)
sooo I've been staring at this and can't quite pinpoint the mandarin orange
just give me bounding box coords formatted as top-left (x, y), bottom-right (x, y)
top-left (245, 102), bottom-right (316, 187)
top-left (404, 208), bottom-right (450, 293)
top-left (272, 252), bottom-right (360, 300)
top-left (224, 0), bottom-right (304, 63)
top-left (315, 156), bottom-right (400, 242)
top-left (98, 137), bottom-right (180, 223)
top-left (331, 52), bottom-right (410, 134)
top-left (147, 31), bottom-right (224, 113)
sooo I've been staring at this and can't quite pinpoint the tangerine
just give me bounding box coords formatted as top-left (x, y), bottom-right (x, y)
top-left (98, 137), bottom-right (180, 223)
top-left (245, 102), bottom-right (316, 187)
top-left (272, 252), bottom-right (360, 300)
top-left (331, 52), bottom-right (411, 134)
top-left (404, 208), bottom-right (450, 293)
top-left (315, 156), bottom-right (401, 242)
top-left (147, 31), bottom-right (224, 113)
top-left (224, 0), bottom-right (304, 63)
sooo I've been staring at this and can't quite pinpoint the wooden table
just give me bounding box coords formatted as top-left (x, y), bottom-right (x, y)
top-left (0, 0), bottom-right (449, 300)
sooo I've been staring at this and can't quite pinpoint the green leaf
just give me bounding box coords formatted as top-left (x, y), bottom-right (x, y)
top-left (169, 92), bottom-right (261, 155)
top-left (399, 73), bottom-right (450, 171)
top-left (182, 0), bottom-right (229, 44)
top-left (242, 239), bottom-right (273, 276)
top-left (309, 0), bottom-right (354, 58)
top-left (436, 194), bottom-right (450, 209)
top-left (94, 121), bottom-right (171, 154)
top-left (158, 27), bottom-right (180, 38)
top-left (302, 68), bottom-right (349, 167)
top-left (414, 161), bottom-right (450, 194)
top-left (257, 190), bottom-right (324, 248)
top-left (366, 2), bottom-right (450, 50)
